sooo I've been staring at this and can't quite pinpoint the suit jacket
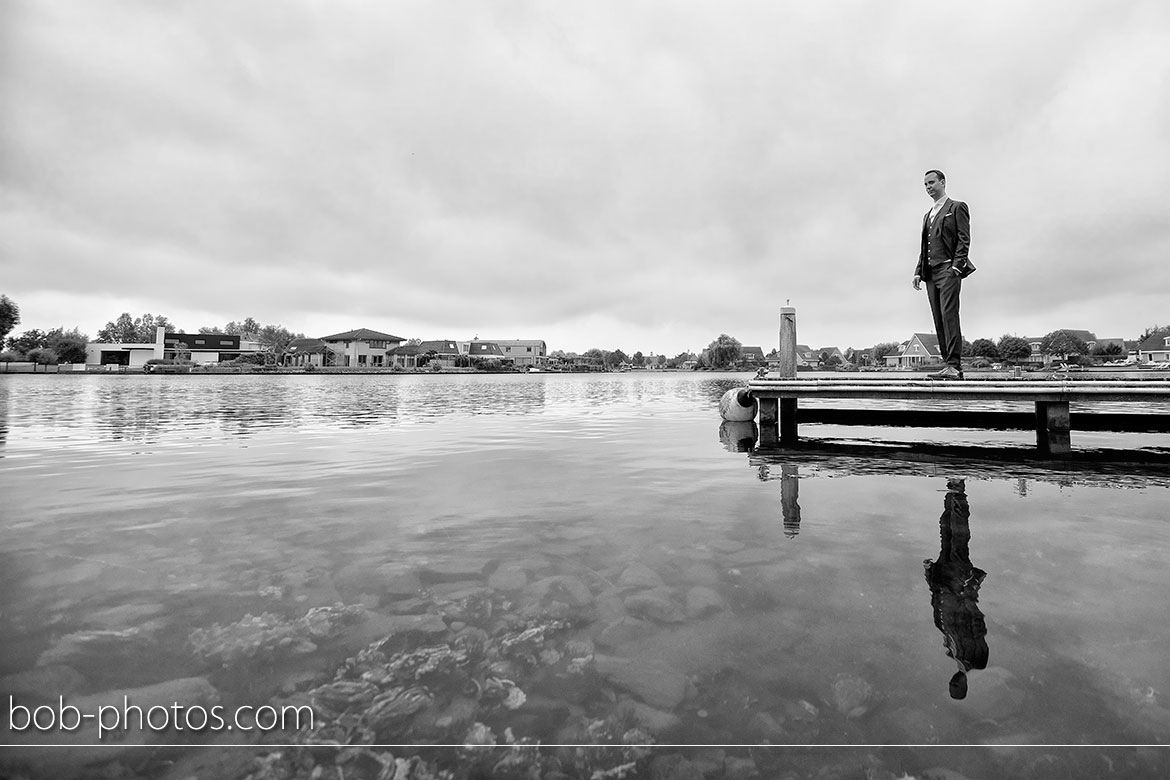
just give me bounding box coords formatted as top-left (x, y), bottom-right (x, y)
top-left (916, 198), bottom-right (974, 279)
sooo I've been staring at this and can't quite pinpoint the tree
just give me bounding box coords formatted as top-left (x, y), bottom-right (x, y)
top-left (1091, 342), bottom-right (1124, 357)
top-left (224, 318), bottom-right (261, 340)
top-left (970, 338), bottom-right (999, 359)
top-left (44, 327), bottom-right (90, 364)
top-left (961, 338), bottom-right (973, 357)
top-left (198, 325), bottom-right (225, 334)
top-left (704, 334), bottom-right (742, 369)
top-left (257, 324), bottom-right (303, 357)
top-left (95, 312), bottom-right (178, 342)
top-left (608, 349), bottom-right (629, 368)
top-left (1040, 330), bottom-right (1090, 360)
top-left (997, 335), bottom-right (1032, 364)
top-left (0, 295), bottom-right (19, 342)
top-left (870, 342), bottom-right (901, 365)
top-left (6, 329), bottom-right (46, 356)
top-left (632, 351), bottom-right (645, 367)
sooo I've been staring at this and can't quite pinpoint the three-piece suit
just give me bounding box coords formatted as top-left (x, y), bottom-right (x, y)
top-left (915, 198), bottom-right (973, 371)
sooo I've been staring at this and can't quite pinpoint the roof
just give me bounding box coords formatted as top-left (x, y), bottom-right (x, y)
top-left (286, 338), bottom-right (331, 354)
top-left (887, 333), bottom-right (940, 358)
top-left (466, 341), bottom-right (505, 357)
top-left (417, 340), bottom-right (461, 355)
top-left (319, 328), bottom-right (405, 342)
top-left (387, 344), bottom-right (421, 356)
top-left (478, 339), bottom-right (547, 348)
top-left (1138, 330), bottom-right (1170, 351)
top-left (741, 346), bottom-right (766, 360)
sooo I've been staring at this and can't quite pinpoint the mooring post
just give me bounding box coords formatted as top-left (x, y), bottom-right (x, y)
top-left (1035, 400), bottom-right (1071, 455)
top-left (778, 306), bottom-right (799, 444)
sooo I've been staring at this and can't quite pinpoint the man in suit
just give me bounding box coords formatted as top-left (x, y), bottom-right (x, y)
top-left (913, 170), bottom-right (974, 380)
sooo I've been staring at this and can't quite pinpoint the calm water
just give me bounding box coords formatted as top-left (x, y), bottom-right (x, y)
top-left (2, 372), bottom-right (1169, 780)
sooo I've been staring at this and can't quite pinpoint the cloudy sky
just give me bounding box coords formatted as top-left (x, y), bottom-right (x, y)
top-left (2, 0), bottom-right (1168, 356)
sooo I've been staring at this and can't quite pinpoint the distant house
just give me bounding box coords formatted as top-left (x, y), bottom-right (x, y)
top-left (285, 337), bottom-right (342, 367)
top-left (738, 346), bottom-right (766, 367)
top-left (813, 346), bottom-right (845, 365)
top-left (460, 339), bottom-right (507, 360)
top-left (1024, 329), bottom-right (1096, 364)
top-left (1137, 330), bottom-right (1170, 363)
top-left (885, 333), bottom-right (941, 367)
top-left (85, 327), bottom-right (262, 367)
top-left (385, 343), bottom-right (421, 368)
top-left (320, 328), bottom-right (405, 367)
top-left (478, 339), bottom-right (548, 368)
top-left (414, 340), bottom-right (462, 367)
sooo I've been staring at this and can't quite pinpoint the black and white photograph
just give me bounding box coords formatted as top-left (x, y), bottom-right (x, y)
top-left (2, 1), bottom-right (1169, 778)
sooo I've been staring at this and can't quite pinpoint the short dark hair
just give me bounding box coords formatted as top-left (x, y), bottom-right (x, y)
top-left (924, 169), bottom-right (946, 182)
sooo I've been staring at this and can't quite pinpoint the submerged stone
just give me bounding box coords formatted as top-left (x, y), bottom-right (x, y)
top-left (596, 617), bottom-right (656, 649)
top-left (684, 586), bottom-right (726, 619)
top-left (618, 563), bottom-right (666, 590)
top-left (624, 589), bottom-right (685, 623)
top-left (594, 654), bottom-right (689, 710)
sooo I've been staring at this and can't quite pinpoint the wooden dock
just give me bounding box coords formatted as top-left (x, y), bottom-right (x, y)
top-left (746, 377), bottom-right (1170, 454)
top-left (747, 307), bottom-right (1170, 455)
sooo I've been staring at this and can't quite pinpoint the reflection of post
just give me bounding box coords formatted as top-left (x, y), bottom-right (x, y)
top-left (781, 464), bottom-right (801, 537)
top-left (778, 306), bottom-right (798, 444)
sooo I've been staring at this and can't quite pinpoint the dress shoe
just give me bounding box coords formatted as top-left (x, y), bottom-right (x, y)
top-left (928, 366), bottom-right (962, 380)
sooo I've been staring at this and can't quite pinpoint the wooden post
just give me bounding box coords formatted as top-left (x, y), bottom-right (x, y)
top-left (759, 397), bottom-right (779, 447)
top-left (1035, 400), bottom-right (1071, 455)
top-left (778, 306), bottom-right (799, 444)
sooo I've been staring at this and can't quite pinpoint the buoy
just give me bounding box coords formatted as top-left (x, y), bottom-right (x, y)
top-left (718, 387), bottom-right (757, 422)
top-left (719, 420), bottom-right (758, 452)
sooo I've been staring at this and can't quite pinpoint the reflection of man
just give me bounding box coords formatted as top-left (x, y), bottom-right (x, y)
top-left (924, 479), bottom-right (988, 699)
top-left (912, 170), bottom-right (974, 380)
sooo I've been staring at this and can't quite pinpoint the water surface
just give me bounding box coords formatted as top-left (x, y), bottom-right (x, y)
top-left (2, 372), bottom-right (1168, 779)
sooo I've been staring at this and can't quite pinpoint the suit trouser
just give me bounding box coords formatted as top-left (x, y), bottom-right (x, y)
top-left (926, 263), bottom-right (963, 370)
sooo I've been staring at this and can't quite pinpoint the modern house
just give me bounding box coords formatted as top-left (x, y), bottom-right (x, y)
top-left (884, 333), bottom-right (941, 367)
top-left (478, 339), bottom-right (548, 368)
top-left (319, 328), bottom-right (405, 367)
top-left (86, 328), bottom-right (261, 367)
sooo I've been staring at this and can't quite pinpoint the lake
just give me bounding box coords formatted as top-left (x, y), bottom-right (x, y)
top-left (2, 371), bottom-right (1169, 780)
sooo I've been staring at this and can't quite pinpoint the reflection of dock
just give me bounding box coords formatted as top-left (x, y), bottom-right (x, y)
top-left (749, 440), bottom-right (1170, 489)
top-left (752, 307), bottom-right (1170, 455)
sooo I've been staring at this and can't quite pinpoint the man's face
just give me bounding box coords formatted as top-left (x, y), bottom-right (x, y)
top-left (924, 173), bottom-right (946, 201)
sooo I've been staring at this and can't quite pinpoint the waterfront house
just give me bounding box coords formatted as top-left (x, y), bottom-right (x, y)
top-left (738, 346), bottom-right (766, 368)
top-left (385, 343), bottom-right (421, 368)
top-left (884, 333), bottom-right (941, 368)
top-left (286, 338), bottom-right (342, 367)
top-left (320, 328), bottom-right (405, 367)
top-left (478, 339), bottom-right (548, 368)
top-left (414, 340), bottom-right (462, 368)
top-left (1137, 330), bottom-right (1170, 363)
top-left (460, 339), bottom-right (507, 361)
top-left (86, 327), bottom-right (263, 367)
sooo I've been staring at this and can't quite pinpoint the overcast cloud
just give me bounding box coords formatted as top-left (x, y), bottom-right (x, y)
top-left (2, 0), bottom-right (1168, 356)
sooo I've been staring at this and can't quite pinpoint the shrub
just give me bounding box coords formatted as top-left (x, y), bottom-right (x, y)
top-left (26, 347), bottom-right (60, 365)
top-left (0, 350), bottom-right (22, 362)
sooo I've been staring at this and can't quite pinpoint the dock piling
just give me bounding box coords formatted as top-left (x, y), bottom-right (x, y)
top-left (1035, 401), bottom-right (1072, 455)
top-left (777, 306), bottom-right (799, 444)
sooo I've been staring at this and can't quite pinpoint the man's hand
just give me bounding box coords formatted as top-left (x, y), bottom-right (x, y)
top-left (912, 275), bottom-right (922, 291)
